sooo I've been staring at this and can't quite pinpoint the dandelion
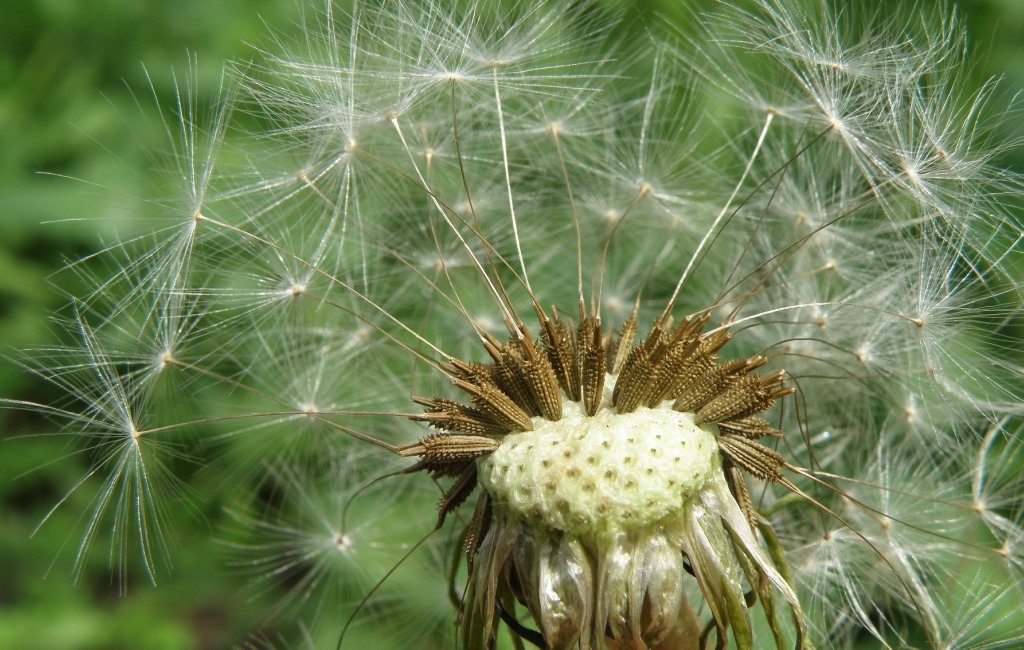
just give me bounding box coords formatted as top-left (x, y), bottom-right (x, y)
top-left (8, 0), bottom-right (1024, 648)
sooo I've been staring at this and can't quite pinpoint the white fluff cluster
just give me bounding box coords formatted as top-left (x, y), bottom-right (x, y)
top-left (9, 0), bottom-right (1023, 647)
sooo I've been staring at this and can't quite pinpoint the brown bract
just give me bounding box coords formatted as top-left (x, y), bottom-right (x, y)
top-left (398, 299), bottom-right (804, 649)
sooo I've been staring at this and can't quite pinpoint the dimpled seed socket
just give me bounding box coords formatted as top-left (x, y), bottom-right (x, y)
top-left (477, 393), bottom-right (720, 538)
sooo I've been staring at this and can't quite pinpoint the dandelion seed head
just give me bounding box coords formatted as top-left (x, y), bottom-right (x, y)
top-left (478, 393), bottom-right (719, 537)
top-left (9, 0), bottom-right (1024, 647)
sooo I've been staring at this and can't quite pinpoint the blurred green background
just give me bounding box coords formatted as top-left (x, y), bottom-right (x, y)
top-left (2, 1), bottom-right (1021, 648)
